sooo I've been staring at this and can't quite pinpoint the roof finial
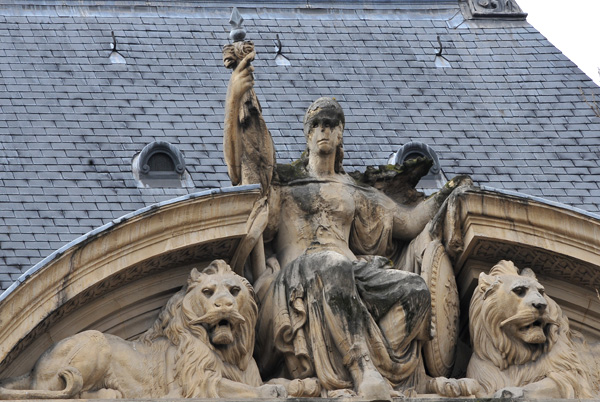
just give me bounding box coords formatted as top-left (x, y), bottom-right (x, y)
top-left (229, 7), bottom-right (246, 42)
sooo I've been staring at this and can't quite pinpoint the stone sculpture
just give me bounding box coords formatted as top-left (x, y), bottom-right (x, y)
top-left (430, 260), bottom-right (598, 399)
top-left (223, 32), bottom-right (470, 398)
top-left (0, 261), bottom-right (286, 399)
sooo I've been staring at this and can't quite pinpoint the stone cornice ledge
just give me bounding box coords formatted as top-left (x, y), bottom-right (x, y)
top-left (455, 186), bottom-right (600, 284)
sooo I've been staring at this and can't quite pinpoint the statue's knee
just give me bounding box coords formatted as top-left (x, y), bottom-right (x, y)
top-left (406, 275), bottom-right (431, 313)
top-left (323, 258), bottom-right (355, 286)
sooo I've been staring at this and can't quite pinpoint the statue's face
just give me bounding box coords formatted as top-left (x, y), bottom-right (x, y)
top-left (306, 115), bottom-right (343, 155)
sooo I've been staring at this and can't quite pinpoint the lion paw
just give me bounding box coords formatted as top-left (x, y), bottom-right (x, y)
top-left (258, 384), bottom-right (287, 399)
top-left (428, 377), bottom-right (483, 398)
top-left (80, 388), bottom-right (123, 399)
top-left (287, 378), bottom-right (321, 397)
top-left (494, 386), bottom-right (524, 399)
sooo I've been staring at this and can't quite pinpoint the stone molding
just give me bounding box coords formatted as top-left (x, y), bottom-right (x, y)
top-left (461, 0), bottom-right (527, 19)
top-left (452, 188), bottom-right (600, 337)
top-left (454, 188), bottom-right (600, 279)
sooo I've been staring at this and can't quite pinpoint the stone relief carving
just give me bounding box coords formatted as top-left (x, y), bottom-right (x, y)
top-left (222, 11), bottom-right (470, 399)
top-left (421, 239), bottom-right (460, 377)
top-left (430, 260), bottom-right (600, 399)
top-left (0, 261), bottom-right (303, 399)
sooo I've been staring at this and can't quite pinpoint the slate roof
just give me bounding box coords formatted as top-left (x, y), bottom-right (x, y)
top-left (1, 0), bottom-right (599, 291)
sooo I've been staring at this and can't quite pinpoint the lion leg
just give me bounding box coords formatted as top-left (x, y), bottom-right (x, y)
top-left (0, 330), bottom-right (112, 399)
top-left (33, 331), bottom-right (111, 392)
top-left (267, 377), bottom-right (321, 397)
top-left (80, 388), bottom-right (123, 399)
top-left (0, 367), bottom-right (83, 400)
top-left (494, 377), bottom-right (568, 399)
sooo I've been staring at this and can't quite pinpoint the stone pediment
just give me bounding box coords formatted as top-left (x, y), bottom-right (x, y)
top-left (1, 185), bottom-right (599, 398)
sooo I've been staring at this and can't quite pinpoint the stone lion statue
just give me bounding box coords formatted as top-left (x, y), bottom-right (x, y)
top-left (429, 260), bottom-right (597, 399)
top-left (0, 260), bottom-right (286, 399)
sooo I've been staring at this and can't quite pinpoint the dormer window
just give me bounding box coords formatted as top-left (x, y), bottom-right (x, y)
top-left (133, 141), bottom-right (193, 188)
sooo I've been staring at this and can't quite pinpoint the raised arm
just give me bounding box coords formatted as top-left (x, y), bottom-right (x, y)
top-left (223, 44), bottom-right (275, 193)
top-left (223, 42), bottom-right (277, 280)
top-left (224, 50), bottom-right (255, 185)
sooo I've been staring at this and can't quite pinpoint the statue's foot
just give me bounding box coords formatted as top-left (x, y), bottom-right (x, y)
top-left (357, 369), bottom-right (391, 401)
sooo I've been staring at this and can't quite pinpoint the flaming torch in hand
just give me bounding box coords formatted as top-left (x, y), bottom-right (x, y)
top-left (222, 8), bottom-right (275, 277)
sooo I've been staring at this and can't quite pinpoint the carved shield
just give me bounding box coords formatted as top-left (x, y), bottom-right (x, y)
top-left (420, 239), bottom-right (459, 377)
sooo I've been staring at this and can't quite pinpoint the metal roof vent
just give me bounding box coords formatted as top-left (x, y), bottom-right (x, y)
top-left (388, 142), bottom-right (446, 195)
top-left (132, 141), bottom-right (193, 188)
top-left (109, 31), bottom-right (126, 64)
top-left (274, 34), bottom-right (291, 67)
top-left (434, 36), bottom-right (451, 69)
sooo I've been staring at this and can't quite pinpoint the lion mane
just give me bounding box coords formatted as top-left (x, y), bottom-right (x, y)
top-left (139, 259), bottom-right (260, 398)
top-left (468, 260), bottom-right (593, 398)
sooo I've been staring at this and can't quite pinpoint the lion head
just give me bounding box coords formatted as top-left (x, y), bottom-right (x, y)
top-left (468, 260), bottom-right (593, 398)
top-left (469, 260), bottom-right (561, 369)
top-left (139, 260), bottom-right (258, 397)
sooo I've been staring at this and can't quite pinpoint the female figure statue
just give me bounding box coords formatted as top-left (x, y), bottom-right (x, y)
top-left (224, 50), bottom-right (463, 399)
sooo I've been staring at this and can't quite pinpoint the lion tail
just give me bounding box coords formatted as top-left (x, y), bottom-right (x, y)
top-left (0, 367), bottom-right (83, 400)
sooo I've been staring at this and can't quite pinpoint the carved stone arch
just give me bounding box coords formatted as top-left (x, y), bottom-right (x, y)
top-left (0, 185), bottom-right (261, 377)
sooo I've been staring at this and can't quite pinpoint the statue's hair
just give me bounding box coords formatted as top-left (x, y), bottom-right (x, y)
top-left (139, 260), bottom-right (258, 398)
top-left (469, 260), bottom-right (593, 398)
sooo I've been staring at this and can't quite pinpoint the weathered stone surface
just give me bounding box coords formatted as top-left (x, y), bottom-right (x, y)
top-left (0, 187), bottom-right (262, 378)
top-left (450, 188), bottom-right (600, 339)
top-left (432, 261), bottom-right (600, 399)
top-left (2, 6), bottom-right (600, 399)
top-left (223, 38), bottom-right (470, 399)
top-left (0, 261), bottom-right (288, 399)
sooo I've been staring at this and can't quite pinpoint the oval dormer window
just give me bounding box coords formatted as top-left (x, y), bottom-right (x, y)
top-left (388, 141), bottom-right (446, 195)
top-left (133, 141), bottom-right (192, 188)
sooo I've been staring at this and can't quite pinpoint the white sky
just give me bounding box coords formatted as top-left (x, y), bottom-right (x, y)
top-left (516, 0), bottom-right (600, 85)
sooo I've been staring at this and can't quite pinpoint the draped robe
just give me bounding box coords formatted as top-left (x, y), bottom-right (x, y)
top-left (255, 178), bottom-right (431, 392)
